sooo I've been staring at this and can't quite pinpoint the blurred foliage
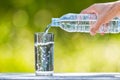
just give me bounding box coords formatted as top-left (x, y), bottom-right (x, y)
top-left (0, 0), bottom-right (120, 73)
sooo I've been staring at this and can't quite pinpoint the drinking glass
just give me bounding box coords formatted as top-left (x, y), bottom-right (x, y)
top-left (34, 32), bottom-right (54, 76)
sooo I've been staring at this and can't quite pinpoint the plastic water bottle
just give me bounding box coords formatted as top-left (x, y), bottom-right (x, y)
top-left (51, 13), bottom-right (120, 33)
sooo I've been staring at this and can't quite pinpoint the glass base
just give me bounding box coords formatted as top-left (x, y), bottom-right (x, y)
top-left (35, 71), bottom-right (53, 76)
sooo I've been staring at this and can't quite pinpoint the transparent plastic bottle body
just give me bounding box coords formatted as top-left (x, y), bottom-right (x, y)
top-left (51, 13), bottom-right (120, 33)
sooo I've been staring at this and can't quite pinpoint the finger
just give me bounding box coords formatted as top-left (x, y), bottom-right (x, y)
top-left (89, 23), bottom-right (96, 36)
top-left (90, 18), bottom-right (103, 35)
top-left (90, 31), bottom-right (96, 36)
top-left (90, 19), bottom-right (109, 36)
top-left (91, 8), bottom-right (117, 35)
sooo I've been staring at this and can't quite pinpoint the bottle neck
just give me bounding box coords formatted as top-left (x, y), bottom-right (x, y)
top-left (51, 18), bottom-right (60, 27)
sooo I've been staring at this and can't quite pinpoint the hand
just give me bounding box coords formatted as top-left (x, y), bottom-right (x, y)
top-left (81, 1), bottom-right (120, 35)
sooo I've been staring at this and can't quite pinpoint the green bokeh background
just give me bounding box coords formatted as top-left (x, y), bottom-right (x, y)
top-left (0, 0), bottom-right (120, 73)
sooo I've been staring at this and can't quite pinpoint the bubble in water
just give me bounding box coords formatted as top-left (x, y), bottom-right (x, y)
top-left (35, 41), bottom-right (53, 72)
top-left (48, 51), bottom-right (50, 53)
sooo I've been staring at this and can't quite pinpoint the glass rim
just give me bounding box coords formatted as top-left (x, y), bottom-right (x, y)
top-left (34, 32), bottom-right (54, 35)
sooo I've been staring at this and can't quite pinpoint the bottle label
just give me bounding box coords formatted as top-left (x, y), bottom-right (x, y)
top-left (77, 14), bottom-right (97, 21)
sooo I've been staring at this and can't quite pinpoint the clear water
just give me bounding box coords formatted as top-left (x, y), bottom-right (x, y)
top-left (43, 24), bottom-right (52, 36)
top-left (60, 20), bottom-right (119, 33)
top-left (34, 24), bottom-right (53, 76)
top-left (35, 42), bottom-right (54, 72)
top-left (35, 24), bottom-right (53, 76)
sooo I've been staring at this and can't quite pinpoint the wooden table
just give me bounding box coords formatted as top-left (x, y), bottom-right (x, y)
top-left (0, 73), bottom-right (120, 80)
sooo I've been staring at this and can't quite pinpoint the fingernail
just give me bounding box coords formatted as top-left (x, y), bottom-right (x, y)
top-left (90, 31), bottom-right (96, 36)
top-left (90, 28), bottom-right (96, 36)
